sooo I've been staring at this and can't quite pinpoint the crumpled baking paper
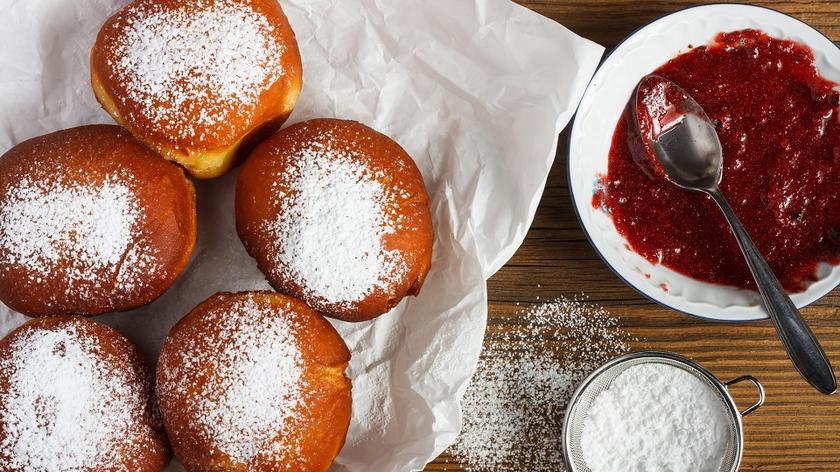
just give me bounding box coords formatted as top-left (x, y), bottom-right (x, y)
top-left (0, 0), bottom-right (603, 470)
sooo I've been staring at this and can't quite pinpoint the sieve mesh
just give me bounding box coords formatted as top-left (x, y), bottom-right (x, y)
top-left (563, 353), bottom-right (743, 472)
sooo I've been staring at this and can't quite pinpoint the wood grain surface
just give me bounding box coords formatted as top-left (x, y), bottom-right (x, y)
top-left (425, 1), bottom-right (840, 470)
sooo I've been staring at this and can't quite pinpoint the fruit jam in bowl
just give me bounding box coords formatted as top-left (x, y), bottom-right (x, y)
top-left (569, 4), bottom-right (840, 322)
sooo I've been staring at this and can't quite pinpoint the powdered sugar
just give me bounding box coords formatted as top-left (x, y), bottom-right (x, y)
top-left (449, 297), bottom-right (635, 471)
top-left (109, 0), bottom-right (285, 141)
top-left (581, 363), bottom-right (729, 472)
top-left (158, 296), bottom-right (305, 463)
top-left (0, 173), bottom-right (150, 294)
top-left (0, 321), bottom-right (153, 470)
top-left (265, 141), bottom-right (405, 308)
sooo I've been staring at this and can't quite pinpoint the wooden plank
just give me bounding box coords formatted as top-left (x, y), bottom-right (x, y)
top-left (426, 1), bottom-right (840, 470)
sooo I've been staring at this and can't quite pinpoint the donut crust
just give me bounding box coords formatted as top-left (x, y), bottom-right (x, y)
top-left (0, 125), bottom-right (196, 317)
top-left (156, 291), bottom-right (351, 472)
top-left (91, 0), bottom-right (303, 179)
top-left (0, 316), bottom-right (171, 471)
top-left (236, 119), bottom-right (434, 322)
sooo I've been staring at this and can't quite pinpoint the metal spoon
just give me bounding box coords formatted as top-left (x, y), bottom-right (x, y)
top-left (633, 74), bottom-right (837, 395)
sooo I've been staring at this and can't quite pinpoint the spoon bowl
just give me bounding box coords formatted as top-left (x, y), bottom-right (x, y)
top-left (633, 75), bottom-right (722, 191)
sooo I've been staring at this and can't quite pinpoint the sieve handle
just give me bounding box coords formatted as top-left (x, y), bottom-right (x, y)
top-left (724, 375), bottom-right (765, 417)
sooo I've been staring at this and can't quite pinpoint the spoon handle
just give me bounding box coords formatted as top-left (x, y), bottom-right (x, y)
top-left (708, 188), bottom-right (837, 395)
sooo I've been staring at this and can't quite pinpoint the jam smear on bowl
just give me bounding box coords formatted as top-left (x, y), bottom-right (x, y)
top-left (599, 30), bottom-right (840, 292)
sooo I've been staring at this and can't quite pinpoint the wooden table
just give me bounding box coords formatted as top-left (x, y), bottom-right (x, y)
top-left (425, 1), bottom-right (840, 470)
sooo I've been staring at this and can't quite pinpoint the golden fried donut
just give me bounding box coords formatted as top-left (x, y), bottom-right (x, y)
top-left (0, 125), bottom-right (196, 317)
top-left (91, 0), bottom-right (303, 179)
top-left (236, 119), bottom-right (434, 322)
top-left (156, 291), bottom-right (351, 472)
top-left (0, 316), bottom-right (170, 471)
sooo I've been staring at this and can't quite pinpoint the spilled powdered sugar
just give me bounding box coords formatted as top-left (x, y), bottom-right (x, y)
top-left (109, 0), bottom-right (285, 141)
top-left (0, 323), bottom-right (149, 470)
top-left (0, 173), bottom-right (152, 294)
top-left (449, 296), bottom-right (635, 471)
top-left (265, 142), bottom-right (405, 307)
top-left (158, 297), bottom-right (305, 463)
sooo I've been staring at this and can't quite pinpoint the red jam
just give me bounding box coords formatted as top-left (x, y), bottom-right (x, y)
top-left (599, 30), bottom-right (840, 292)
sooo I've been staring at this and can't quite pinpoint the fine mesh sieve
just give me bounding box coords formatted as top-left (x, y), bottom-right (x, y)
top-left (562, 351), bottom-right (765, 472)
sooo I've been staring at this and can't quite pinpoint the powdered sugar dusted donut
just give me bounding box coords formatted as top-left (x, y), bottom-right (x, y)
top-left (91, 0), bottom-right (303, 179)
top-left (0, 125), bottom-right (196, 317)
top-left (0, 316), bottom-right (170, 471)
top-left (236, 119), bottom-right (434, 322)
top-left (156, 291), bottom-right (351, 472)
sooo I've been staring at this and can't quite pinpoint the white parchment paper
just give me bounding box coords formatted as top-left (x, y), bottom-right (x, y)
top-left (0, 1), bottom-right (603, 470)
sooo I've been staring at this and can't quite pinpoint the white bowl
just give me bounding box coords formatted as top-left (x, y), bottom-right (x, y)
top-left (568, 4), bottom-right (840, 322)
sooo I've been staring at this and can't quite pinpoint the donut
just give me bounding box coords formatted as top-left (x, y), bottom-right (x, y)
top-left (156, 291), bottom-right (351, 472)
top-left (0, 316), bottom-right (170, 471)
top-left (235, 119), bottom-right (434, 322)
top-left (0, 125), bottom-right (196, 317)
top-left (91, 0), bottom-right (303, 179)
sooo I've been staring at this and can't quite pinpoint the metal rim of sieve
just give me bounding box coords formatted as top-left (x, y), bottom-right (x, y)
top-left (562, 351), bottom-right (765, 472)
